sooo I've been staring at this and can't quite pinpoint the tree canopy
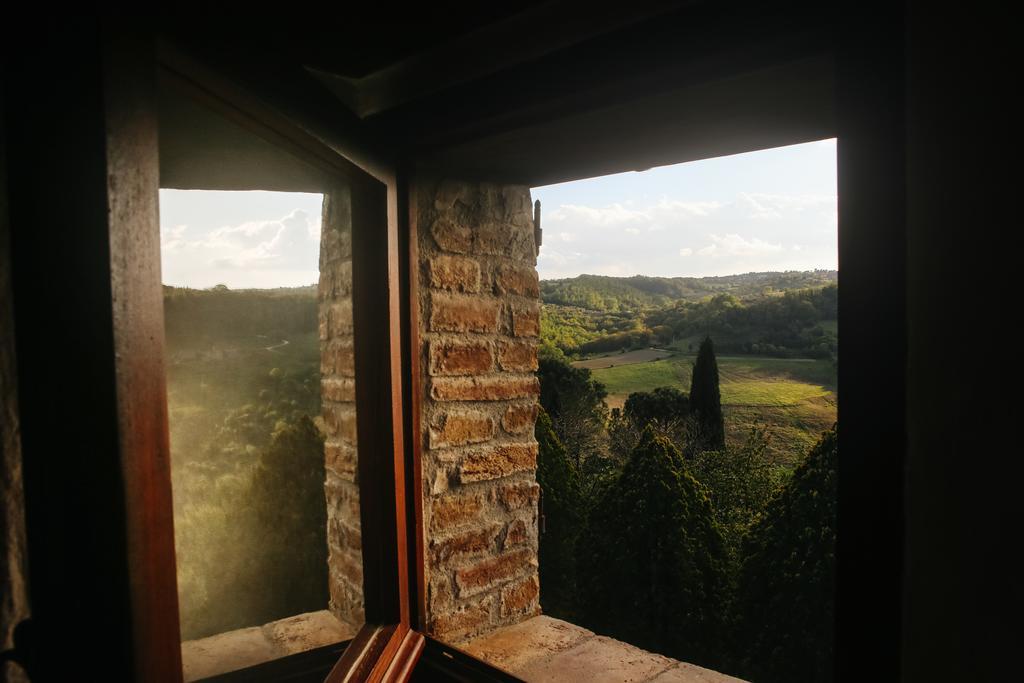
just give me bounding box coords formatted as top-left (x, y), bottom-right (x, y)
top-left (733, 425), bottom-right (837, 682)
top-left (689, 336), bottom-right (725, 452)
top-left (575, 426), bottom-right (730, 667)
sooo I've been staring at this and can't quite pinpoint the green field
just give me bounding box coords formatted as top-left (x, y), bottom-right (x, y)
top-left (587, 352), bottom-right (837, 463)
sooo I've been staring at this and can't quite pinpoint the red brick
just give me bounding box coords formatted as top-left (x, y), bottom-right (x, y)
top-left (429, 340), bottom-right (493, 376)
top-left (430, 293), bottom-right (499, 333)
top-left (496, 482), bottom-right (540, 511)
top-left (460, 443), bottom-right (538, 483)
top-left (431, 493), bottom-right (485, 532)
top-left (512, 304), bottom-right (540, 337)
top-left (322, 377), bottom-right (355, 402)
top-left (429, 255), bottom-right (481, 292)
top-left (500, 574), bottom-right (539, 617)
top-left (501, 403), bottom-right (539, 435)
top-left (431, 216), bottom-right (473, 253)
top-left (454, 548), bottom-right (534, 597)
top-left (497, 340), bottom-right (538, 372)
top-left (494, 262), bottom-right (540, 297)
top-left (431, 376), bottom-right (540, 402)
top-left (429, 411), bottom-right (495, 448)
top-left (430, 524), bottom-right (502, 561)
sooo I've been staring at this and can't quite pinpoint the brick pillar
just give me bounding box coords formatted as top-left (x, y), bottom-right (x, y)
top-left (319, 187), bottom-right (363, 629)
top-left (418, 178), bottom-right (542, 641)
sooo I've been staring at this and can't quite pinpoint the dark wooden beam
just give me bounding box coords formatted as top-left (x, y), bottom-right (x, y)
top-left (308, 0), bottom-right (690, 118)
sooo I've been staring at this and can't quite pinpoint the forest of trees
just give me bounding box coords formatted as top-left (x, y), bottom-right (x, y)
top-left (165, 285), bottom-right (328, 640)
top-left (536, 336), bottom-right (837, 682)
top-left (540, 271), bottom-right (837, 359)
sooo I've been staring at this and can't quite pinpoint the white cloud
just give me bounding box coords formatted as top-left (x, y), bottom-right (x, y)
top-left (178, 209), bottom-right (319, 270)
top-left (697, 233), bottom-right (784, 258)
top-left (535, 191), bottom-right (836, 279)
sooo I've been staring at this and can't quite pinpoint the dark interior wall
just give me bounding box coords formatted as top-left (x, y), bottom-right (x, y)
top-left (902, 7), bottom-right (1016, 682)
top-left (834, 6), bottom-right (907, 680)
top-left (1, 96), bottom-right (31, 683)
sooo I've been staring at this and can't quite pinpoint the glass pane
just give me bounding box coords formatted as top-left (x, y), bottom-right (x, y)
top-left (160, 186), bottom-right (364, 680)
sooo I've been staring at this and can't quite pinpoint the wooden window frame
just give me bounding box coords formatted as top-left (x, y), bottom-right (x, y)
top-left (154, 45), bottom-right (427, 681)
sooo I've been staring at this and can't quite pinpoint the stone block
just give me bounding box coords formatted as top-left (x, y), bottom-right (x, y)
top-left (454, 548), bottom-right (534, 597)
top-left (328, 299), bottom-right (353, 336)
top-left (324, 440), bottom-right (357, 481)
top-left (430, 292), bottom-right (500, 333)
top-left (429, 410), bottom-right (496, 448)
top-left (430, 523), bottom-right (502, 561)
top-left (429, 339), bottom-right (493, 376)
top-left (460, 443), bottom-right (538, 483)
top-left (494, 262), bottom-right (540, 297)
top-left (431, 375), bottom-right (540, 402)
top-left (430, 255), bottom-right (481, 292)
top-left (497, 340), bottom-right (538, 372)
top-left (322, 377), bottom-right (355, 402)
top-left (431, 596), bottom-right (493, 638)
top-left (431, 492), bottom-right (486, 532)
top-left (432, 216), bottom-right (473, 253)
top-left (323, 403), bottom-right (357, 445)
top-left (496, 481), bottom-right (540, 511)
top-left (511, 304), bottom-right (540, 337)
top-left (500, 574), bottom-right (539, 618)
top-left (501, 403), bottom-right (539, 435)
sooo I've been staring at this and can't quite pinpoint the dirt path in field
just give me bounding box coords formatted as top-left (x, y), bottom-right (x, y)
top-left (572, 348), bottom-right (673, 369)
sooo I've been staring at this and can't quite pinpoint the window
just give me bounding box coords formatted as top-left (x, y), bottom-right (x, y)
top-left (154, 51), bottom-right (419, 680)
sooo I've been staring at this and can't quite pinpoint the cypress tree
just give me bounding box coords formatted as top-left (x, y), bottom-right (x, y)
top-left (733, 425), bottom-right (837, 683)
top-left (690, 336), bottom-right (725, 452)
top-left (535, 408), bottom-right (583, 620)
top-left (575, 426), bottom-right (730, 667)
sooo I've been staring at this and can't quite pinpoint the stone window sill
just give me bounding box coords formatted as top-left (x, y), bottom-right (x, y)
top-left (180, 610), bottom-right (355, 681)
top-left (461, 616), bottom-right (747, 683)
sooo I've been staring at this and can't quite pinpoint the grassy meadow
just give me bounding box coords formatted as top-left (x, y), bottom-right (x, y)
top-left (580, 351), bottom-right (837, 463)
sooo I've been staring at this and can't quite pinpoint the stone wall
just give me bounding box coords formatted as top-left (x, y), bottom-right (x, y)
top-left (318, 187), bottom-right (363, 630)
top-left (417, 178), bottom-right (542, 641)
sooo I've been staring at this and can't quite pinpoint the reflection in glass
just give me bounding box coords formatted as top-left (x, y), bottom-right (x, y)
top-left (160, 189), bottom-right (360, 679)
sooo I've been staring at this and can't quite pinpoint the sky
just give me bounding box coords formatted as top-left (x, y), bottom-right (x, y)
top-left (159, 190), bottom-right (323, 289)
top-left (532, 138), bottom-right (837, 280)
top-left (158, 138), bottom-right (836, 288)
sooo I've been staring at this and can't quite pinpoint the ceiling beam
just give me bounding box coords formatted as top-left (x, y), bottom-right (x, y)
top-left (307, 0), bottom-right (690, 118)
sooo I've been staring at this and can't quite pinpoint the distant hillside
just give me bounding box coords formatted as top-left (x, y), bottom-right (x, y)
top-left (540, 271), bottom-right (838, 312)
top-left (163, 284), bottom-right (317, 351)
